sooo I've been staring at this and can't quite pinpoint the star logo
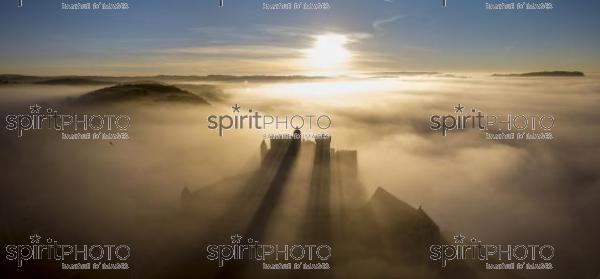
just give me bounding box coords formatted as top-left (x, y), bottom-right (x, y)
top-left (29, 104), bottom-right (41, 114)
top-left (453, 234), bottom-right (465, 244)
top-left (232, 104), bottom-right (241, 113)
top-left (230, 234), bottom-right (242, 244)
top-left (454, 104), bottom-right (464, 113)
top-left (30, 234), bottom-right (41, 244)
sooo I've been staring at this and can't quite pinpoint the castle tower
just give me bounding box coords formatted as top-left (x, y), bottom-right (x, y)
top-left (291, 128), bottom-right (302, 152)
top-left (315, 135), bottom-right (331, 165)
top-left (260, 140), bottom-right (268, 163)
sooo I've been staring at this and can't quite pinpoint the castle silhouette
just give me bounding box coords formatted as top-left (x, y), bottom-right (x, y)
top-left (177, 129), bottom-right (479, 279)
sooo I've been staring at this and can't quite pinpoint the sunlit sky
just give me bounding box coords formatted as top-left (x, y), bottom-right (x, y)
top-left (1, 0), bottom-right (599, 75)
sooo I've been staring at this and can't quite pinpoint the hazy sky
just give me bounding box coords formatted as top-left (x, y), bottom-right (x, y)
top-left (1, 0), bottom-right (599, 75)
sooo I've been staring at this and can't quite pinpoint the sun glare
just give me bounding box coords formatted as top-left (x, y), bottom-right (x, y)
top-left (305, 34), bottom-right (350, 74)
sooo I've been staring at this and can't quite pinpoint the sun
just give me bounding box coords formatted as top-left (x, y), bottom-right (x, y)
top-left (305, 34), bottom-right (351, 73)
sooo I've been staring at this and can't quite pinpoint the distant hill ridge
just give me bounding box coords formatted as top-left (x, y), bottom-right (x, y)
top-left (0, 74), bottom-right (327, 85)
top-left (492, 71), bottom-right (584, 77)
top-left (35, 78), bottom-right (113, 85)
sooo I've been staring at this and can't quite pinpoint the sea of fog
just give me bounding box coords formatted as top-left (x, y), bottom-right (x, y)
top-left (0, 75), bottom-right (598, 278)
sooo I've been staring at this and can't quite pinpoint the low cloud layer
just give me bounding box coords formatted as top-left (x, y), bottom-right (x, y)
top-left (0, 76), bottom-right (598, 278)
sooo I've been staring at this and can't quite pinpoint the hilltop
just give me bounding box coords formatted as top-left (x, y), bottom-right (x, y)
top-left (74, 83), bottom-right (210, 104)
